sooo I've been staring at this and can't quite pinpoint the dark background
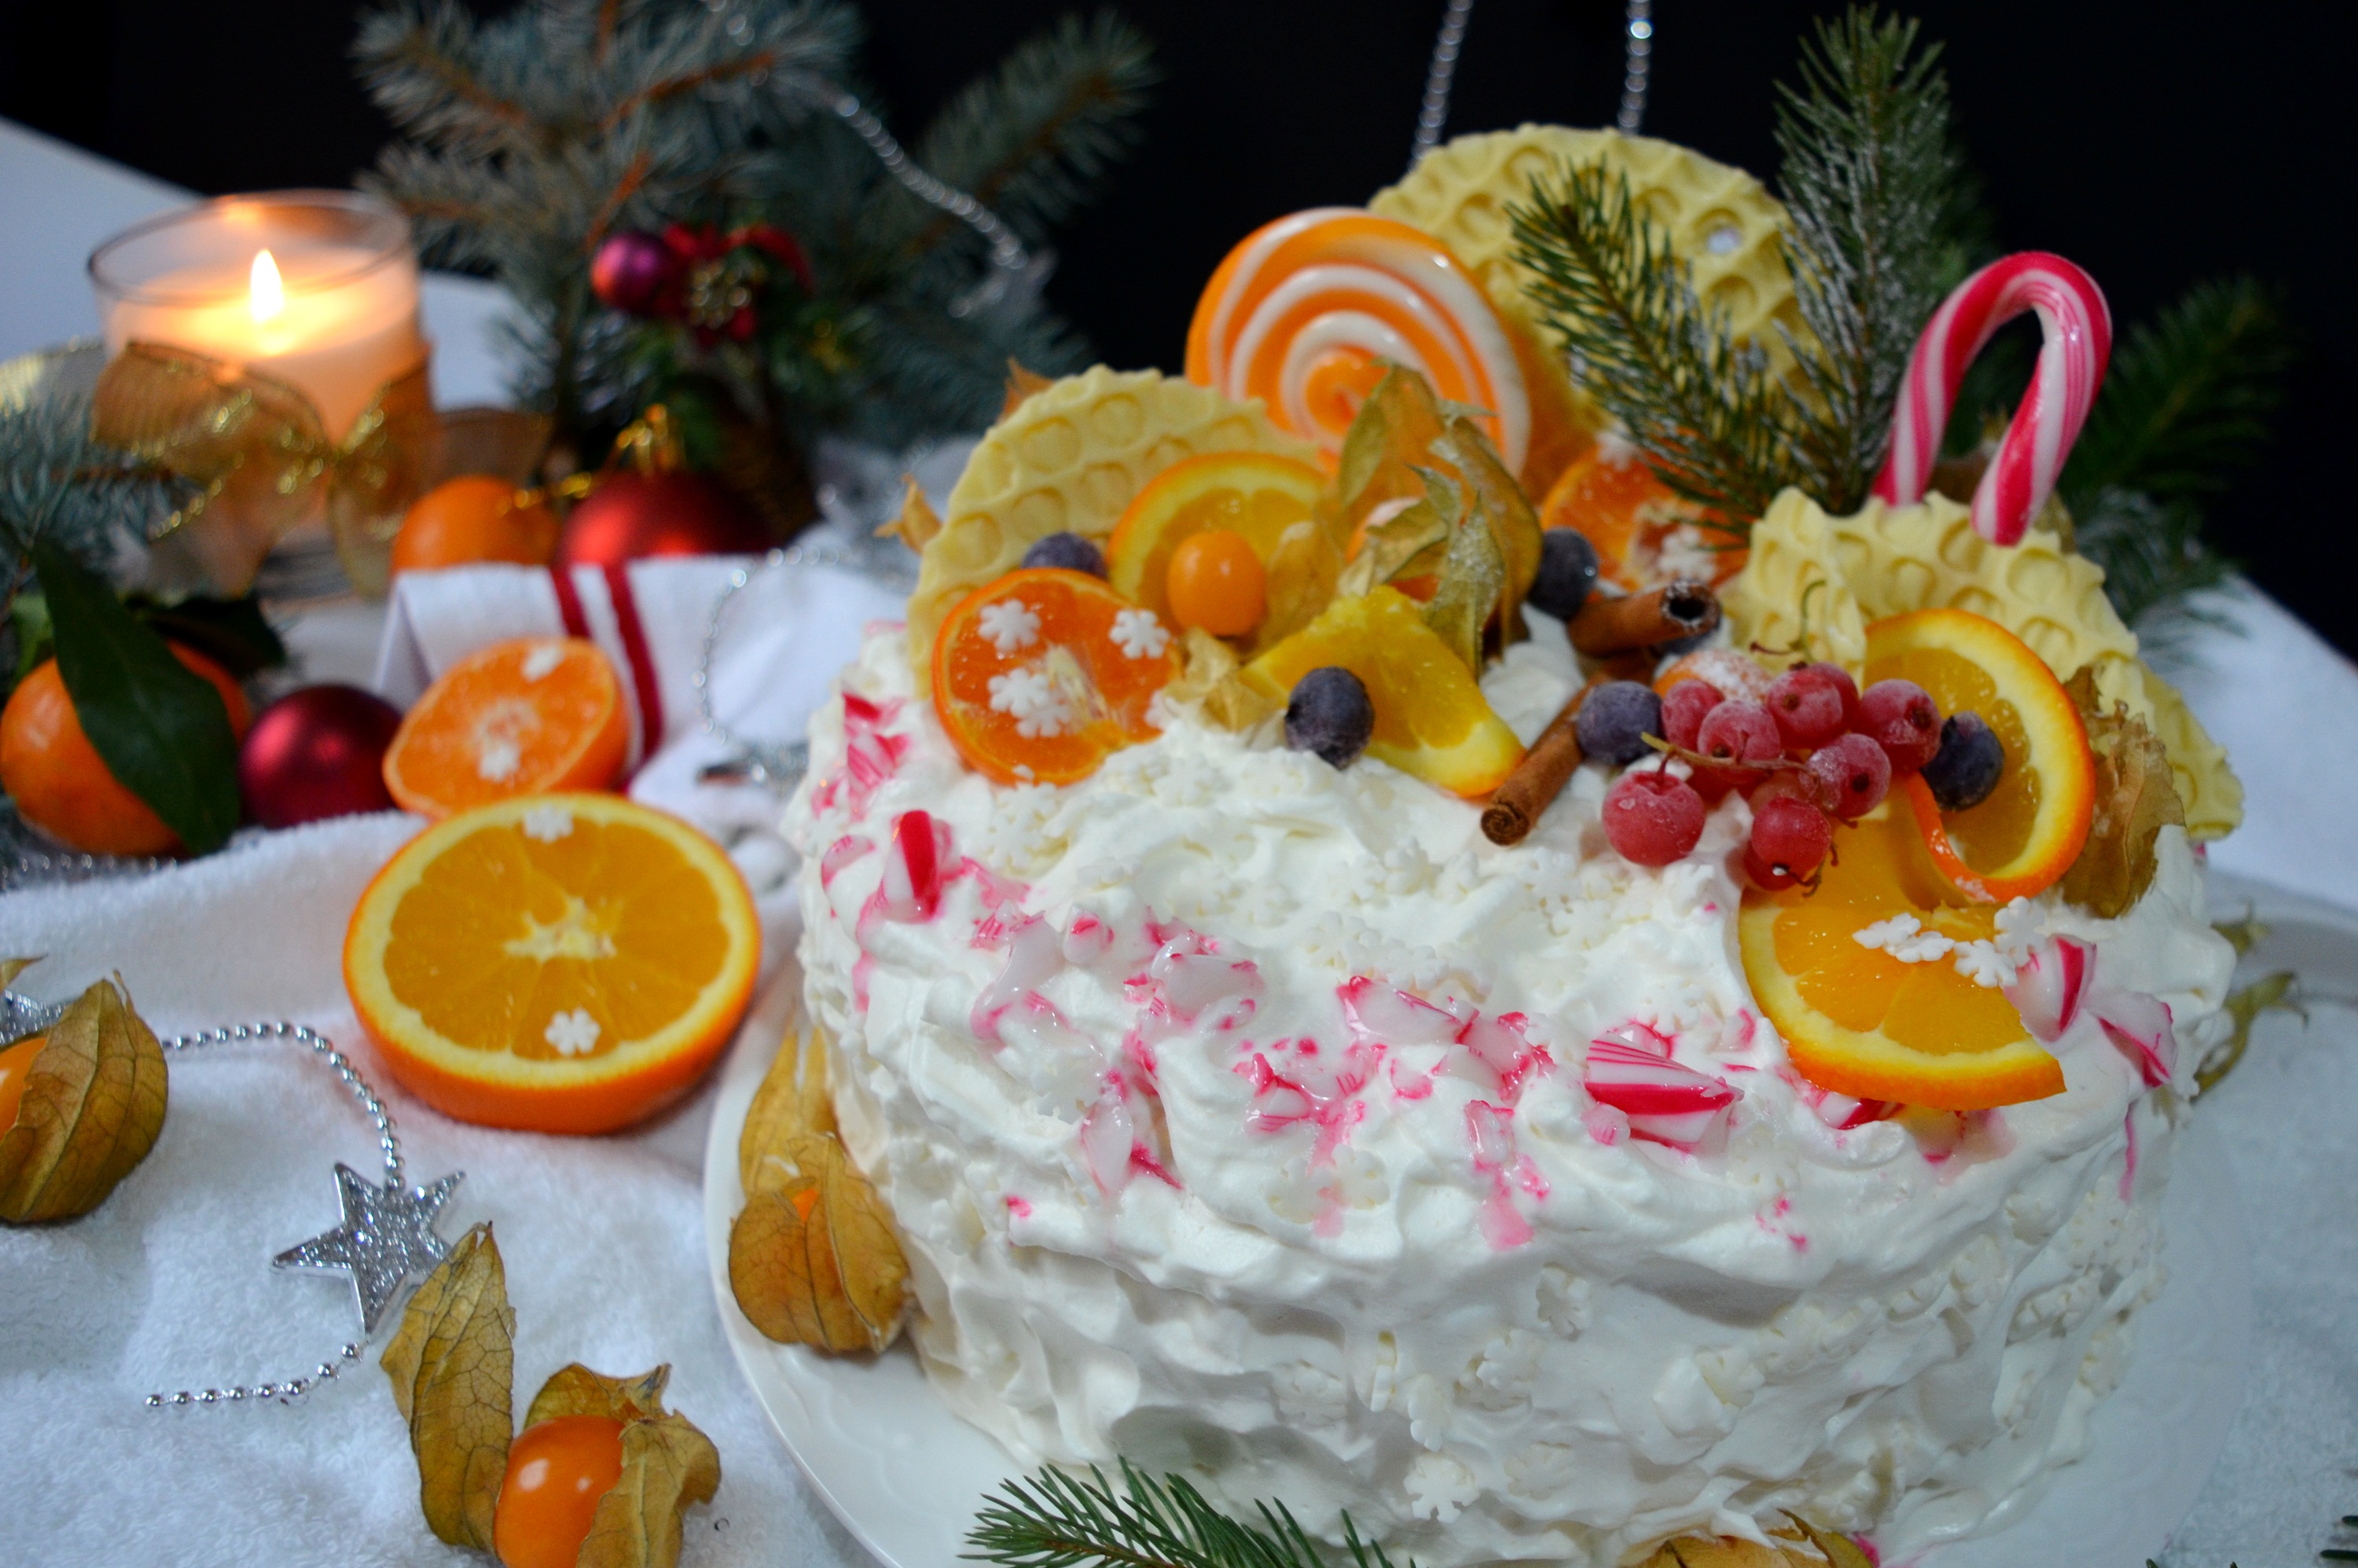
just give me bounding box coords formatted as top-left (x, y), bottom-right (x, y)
top-left (5, 0), bottom-right (2352, 652)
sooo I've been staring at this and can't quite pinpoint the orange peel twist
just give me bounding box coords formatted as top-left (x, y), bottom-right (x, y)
top-left (1185, 208), bottom-right (1529, 474)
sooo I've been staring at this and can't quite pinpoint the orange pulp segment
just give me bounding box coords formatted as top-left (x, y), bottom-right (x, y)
top-left (1241, 586), bottom-right (1524, 797)
top-left (1537, 442), bottom-right (1745, 592)
top-left (1105, 452), bottom-right (1327, 636)
top-left (345, 791), bottom-right (758, 1133)
top-left (933, 568), bottom-right (1184, 786)
top-left (1739, 802), bottom-right (2061, 1111)
top-left (383, 637), bottom-right (629, 818)
top-left (1864, 608), bottom-right (2095, 903)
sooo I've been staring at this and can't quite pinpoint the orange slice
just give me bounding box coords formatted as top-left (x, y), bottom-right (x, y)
top-left (345, 792), bottom-right (758, 1133)
top-left (933, 567), bottom-right (1184, 786)
top-left (1105, 451), bottom-right (1329, 644)
top-left (1739, 802), bottom-right (2061, 1110)
top-left (1864, 608), bottom-right (2095, 903)
top-left (383, 637), bottom-right (628, 818)
top-left (1240, 586), bottom-right (1524, 797)
top-left (1537, 442), bottom-right (1745, 591)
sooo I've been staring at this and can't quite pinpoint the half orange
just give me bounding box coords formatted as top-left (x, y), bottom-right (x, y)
top-left (345, 792), bottom-right (758, 1133)
top-left (1739, 802), bottom-right (2060, 1111)
top-left (383, 637), bottom-right (629, 818)
top-left (1864, 609), bottom-right (2095, 904)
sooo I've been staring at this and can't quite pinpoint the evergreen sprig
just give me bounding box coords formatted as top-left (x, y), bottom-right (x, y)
top-left (0, 393), bottom-right (180, 623)
top-left (964, 1463), bottom-right (1405, 1568)
top-left (1507, 163), bottom-right (1789, 527)
top-left (1773, 6), bottom-right (1960, 513)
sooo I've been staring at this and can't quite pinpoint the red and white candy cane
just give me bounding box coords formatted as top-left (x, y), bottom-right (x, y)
top-left (1875, 252), bottom-right (2113, 546)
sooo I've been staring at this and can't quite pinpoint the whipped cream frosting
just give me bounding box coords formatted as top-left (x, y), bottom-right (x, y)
top-left (783, 611), bottom-right (2235, 1566)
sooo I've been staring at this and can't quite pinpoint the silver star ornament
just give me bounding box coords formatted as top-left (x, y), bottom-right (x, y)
top-left (274, 1164), bottom-right (464, 1334)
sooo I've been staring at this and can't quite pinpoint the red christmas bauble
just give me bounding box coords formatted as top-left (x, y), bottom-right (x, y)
top-left (552, 471), bottom-right (770, 567)
top-left (237, 685), bottom-right (402, 829)
top-left (590, 230), bottom-right (678, 316)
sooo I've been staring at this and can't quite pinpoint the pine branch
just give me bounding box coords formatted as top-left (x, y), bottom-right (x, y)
top-left (1772, 5), bottom-right (1960, 513)
top-left (915, 10), bottom-right (1156, 245)
top-left (2071, 486), bottom-right (2238, 648)
top-left (2061, 274), bottom-right (2294, 506)
top-left (0, 395), bottom-right (178, 576)
top-left (964, 1462), bottom-right (1406, 1568)
top-left (1508, 163), bottom-right (1792, 524)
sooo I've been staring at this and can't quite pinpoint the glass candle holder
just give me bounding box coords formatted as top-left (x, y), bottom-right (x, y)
top-left (90, 189), bottom-right (424, 442)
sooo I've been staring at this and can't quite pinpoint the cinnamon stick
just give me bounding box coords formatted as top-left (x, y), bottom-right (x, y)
top-left (1482, 656), bottom-right (1648, 846)
top-left (1567, 578), bottom-right (1720, 656)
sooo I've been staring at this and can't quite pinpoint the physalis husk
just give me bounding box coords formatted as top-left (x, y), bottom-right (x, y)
top-left (2060, 667), bottom-right (2187, 917)
top-left (728, 1025), bottom-right (911, 1353)
top-left (0, 967), bottom-right (168, 1225)
top-left (381, 1224), bottom-right (722, 1566)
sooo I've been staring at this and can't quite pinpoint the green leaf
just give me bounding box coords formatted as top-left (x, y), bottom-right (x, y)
top-left (127, 594), bottom-right (286, 679)
top-left (10, 591), bottom-right (53, 688)
top-left (32, 542), bottom-right (241, 854)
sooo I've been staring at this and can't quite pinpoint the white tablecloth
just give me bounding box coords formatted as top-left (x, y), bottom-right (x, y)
top-left (5, 114), bottom-right (2357, 1568)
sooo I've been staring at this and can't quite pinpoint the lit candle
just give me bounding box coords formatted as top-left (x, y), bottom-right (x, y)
top-left (92, 192), bottom-right (424, 442)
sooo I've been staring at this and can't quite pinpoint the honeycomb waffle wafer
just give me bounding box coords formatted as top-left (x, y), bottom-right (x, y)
top-left (906, 366), bottom-right (1315, 686)
top-left (1371, 126), bottom-right (1806, 497)
top-left (1724, 489), bottom-right (2242, 838)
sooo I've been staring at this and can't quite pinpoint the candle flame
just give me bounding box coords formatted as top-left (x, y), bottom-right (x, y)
top-left (248, 250), bottom-right (285, 325)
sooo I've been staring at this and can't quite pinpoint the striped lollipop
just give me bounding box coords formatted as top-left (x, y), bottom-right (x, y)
top-left (1186, 208), bottom-right (1529, 474)
top-left (1875, 252), bottom-right (2112, 546)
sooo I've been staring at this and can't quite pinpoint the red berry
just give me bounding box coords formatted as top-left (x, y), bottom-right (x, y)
top-left (1659, 679), bottom-right (1724, 750)
top-left (1805, 732), bottom-right (1892, 818)
top-left (1805, 662), bottom-right (1860, 728)
top-left (1857, 678), bottom-right (1941, 773)
top-left (1764, 664), bottom-right (1850, 751)
top-left (1603, 770), bottom-right (1707, 867)
top-left (1743, 843), bottom-right (1808, 892)
top-left (1750, 767), bottom-right (1838, 817)
top-left (1746, 795), bottom-right (1831, 888)
top-left (1694, 699), bottom-right (1783, 788)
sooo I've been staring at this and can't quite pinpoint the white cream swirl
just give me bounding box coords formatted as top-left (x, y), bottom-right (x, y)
top-left (783, 617), bottom-right (2234, 1567)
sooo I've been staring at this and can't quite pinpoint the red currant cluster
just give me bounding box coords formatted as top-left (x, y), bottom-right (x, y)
top-left (1600, 663), bottom-right (1962, 887)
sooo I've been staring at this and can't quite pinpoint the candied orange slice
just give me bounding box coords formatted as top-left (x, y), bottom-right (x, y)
top-left (1105, 452), bottom-right (1328, 639)
top-left (1865, 608), bottom-right (2095, 903)
top-left (345, 792), bottom-right (759, 1133)
top-left (1739, 802), bottom-right (2061, 1111)
top-left (933, 568), bottom-right (1183, 786)
top-left (383, 637), bottom-right (628, 818)
top-left (1537, 442), bottom-right (1745, 591)
top-left (1240, 586), bottom-right (1524, 797)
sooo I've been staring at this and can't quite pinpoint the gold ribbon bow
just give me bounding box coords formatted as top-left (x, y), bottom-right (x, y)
top-left (90, 342), bottom-right (436, 599)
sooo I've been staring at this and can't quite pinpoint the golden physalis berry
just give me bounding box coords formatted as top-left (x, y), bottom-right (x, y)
top-left (493, 1414), bottom-right (626, 1568)
top-left (1104, 450), bottom-right (1327, 643)
top-left (1166, 529), bottom-right (1267, 636)
top-left (1538, 440), bottom-right (1745, 592)
top-left (343, 792), bottom-right (759, 1134)
top-left (1865, 608), bottom-right (2095, 904)
top-left (381, 637), bottom-right (628, 819)
top-left (0, 1034), bottom-right (42, 1133)
top-left (1739, 803), bottom-right (2061, 1111)
top-left (931, 567), bottom-right (1182, 786)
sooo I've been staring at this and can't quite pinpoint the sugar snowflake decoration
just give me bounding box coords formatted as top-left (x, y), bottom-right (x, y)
top-left (543, 1008), bottom-right (601, 1057)
top-left (1994, 897), bottom-right (2044, 960)
top-left (1853, 913), bottom-right (1957, 964)
top-left (977, 598), bottom-right (1042, 655)
top-left (1952, 940), bottom-right (2019, 988)
top-left (521, 803), bottom-right (575, 843)
top-left (476, 737), bottom-right (523, 782)
top-left (986, 665), bottom-right (1072, 737)
top-left (521, 641), bottom-right (564, 681)
top-left (1108, 607), bottom-right (1171, 659)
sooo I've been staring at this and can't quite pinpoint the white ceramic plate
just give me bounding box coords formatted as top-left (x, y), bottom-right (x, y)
top-left (704, 1000), bottom-right (2251, 1568)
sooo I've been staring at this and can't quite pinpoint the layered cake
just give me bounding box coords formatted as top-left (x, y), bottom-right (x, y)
top-left (780, 127), bottom-right (2241, 1565)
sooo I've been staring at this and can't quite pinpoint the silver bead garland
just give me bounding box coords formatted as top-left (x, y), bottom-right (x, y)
top-left (1618, 1), bottom-right (1656, 134)
top-left (1409, 0), bottom-right (1476, 168)
top-left (693, 542), bottom-right (862, 790)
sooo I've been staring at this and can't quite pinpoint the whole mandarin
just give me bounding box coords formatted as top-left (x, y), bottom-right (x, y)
top-left (493, 1415), bottom-right (626, 1568)
top-left (1165, 529), bottom-right (1266, 637)
top-left (0, 646), bottom-right (251, 857)
top-left (391, 475), bottom-right (558, 575)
